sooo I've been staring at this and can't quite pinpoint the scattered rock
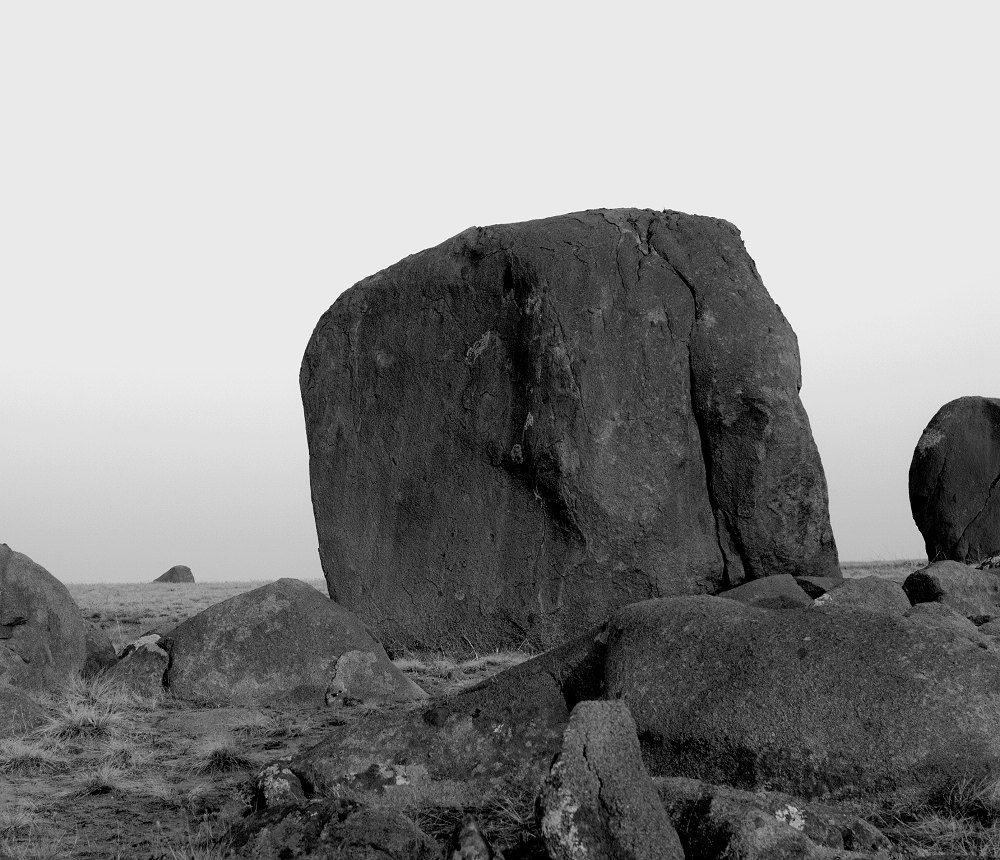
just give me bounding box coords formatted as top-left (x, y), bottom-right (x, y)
top-left (153, 565), bottom-right (194, 583)
top-left (165, 578), bottom-right (424, 706)
top-left (82, 621), bottom-right (118, 676)
top-left (720, 574), bottom-right (812, 609)
top-left (0, 543), bottom-right (87, 690)
top-left (326, 648), bottom-right (428, 706)
top-left (0, 685), bottom-right (46, 737)
top-left (604, 595), bottom-right (1000, 801)
top-left (301, 208), bottom-right (839, 650)
top-left (252, 762), bottom-right (308, 809)
top-left (902, 560), bottom-right (1000, 618)
top-left (655, 776), bottom-right (886, 859)
top-left (812, 576), bottom-right (911, 615)
top-left (794, 576), bottom-right (844, 599)
top-left (909, 396), bottom-right (1000, 562)
top-left (539, 700), bottom-right (684, 860)
top-left (108, 636), bottom-right (168, 694)
top-left (232, 797), bottom-right (439, 859)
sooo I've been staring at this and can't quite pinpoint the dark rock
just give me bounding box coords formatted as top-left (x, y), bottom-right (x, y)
top-left (232, 797), bottom-right (439, 859)
top-left (448, 815), bottom-right (497, 860)
top-left (793, 576), bottom-right (844, 598)
top-left (655, 776), bottom-right (889, 858)
top-left (82, 622), bottom-right (118, 676)
top-left (108, 636), bottom-right (169, 694)
top-left (538, 700), bottom-right (684, 860)
top-left (813, 576), bottom-right (911, 615)
top-left (0, 685), bottom-right (46, 737)
top-left (165, 578), bottom-right (425, 705)
top-left (153, 565), bottom-right (194, 583)
top-left (909, 396), bottom-right (1000, 562)
top-left (902, 560), bottom-right (1000, 617)
top-left (604, 595), bottom-right (1000, 801)
top-left (289, 644), bottom-right (571, 808)
top-left (0, 544), bottom-right (87, 689)
top-left (301, 208), bottom-right (839, 650)
top-left (720, 574), bottom-right (812, 609)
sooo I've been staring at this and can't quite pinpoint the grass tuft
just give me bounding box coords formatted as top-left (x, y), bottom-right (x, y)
top-left (0, 737), bottom-right (69, 775)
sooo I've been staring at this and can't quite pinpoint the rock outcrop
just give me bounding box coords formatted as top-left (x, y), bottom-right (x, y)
top-left (910, 396), bottom-right (1000, 562)
top-left (604, 595), bottom-right (1000, 801)
top-left (0, 544), bottom-right (87, 689)
top-left (301, 208), bottom-right (839, 649)
top-left (153, 565), bottom-right (194, 583)
top-left (165, 578), bottom-right (425, 705)
top-left (903, 559), bottom-right (1000, 619)
top-left (539, 700), bottom-right (684, 860)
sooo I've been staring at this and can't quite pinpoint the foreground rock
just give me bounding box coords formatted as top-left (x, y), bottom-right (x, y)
top-left (82, 622), bottom-right (118, 676)
top-left (812, 576), bottom-right (911, 615)
top-left (539, 700), bottom-right (684, 860)
top-left (0, 544), bottom-right (87, 689)
top-left (604, 595), bottom-right (1000, 801)
top-left (656, 776), bottom-right (889, 859)
top-left (109, 635), bottom-right (169, 694)
top-left (166, 579), bottom-right (426, 705)
top-left (0, 685), bottom-right (46, 736)
top-left (910, 396), bottom-right (1000, 562)
top-left (233, 798), bottom-right (439, 859)
top-left (720, 574), bottom-right (813, 609)
top-left (301, 208), bottom-right (839, 650)
top-left (284, 627), bottom-right (607, 809)
top-left (153, 564), bottom-right (194, 583)
top-left (902, 560), bottom-right (1000, 619)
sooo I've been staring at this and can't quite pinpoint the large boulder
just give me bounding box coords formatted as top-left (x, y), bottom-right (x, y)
top-left (301, 208), bottom-right (839, 650)
top-left (164, 578), bottom-right (426, 705)
top-left (902, 559), bottom-right (1000, 619)
top-left (0, 544), bottom-right (87, 689)
top-left (153, 565), bottom-right (194, 583)
top-left (909, 396), bottom-right (1000, 562)
top-left (604, 595), bottom-right (1000, 801)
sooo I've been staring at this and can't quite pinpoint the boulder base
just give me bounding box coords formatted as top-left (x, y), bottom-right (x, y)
top-left (301, 208), bottom-right (838, 650)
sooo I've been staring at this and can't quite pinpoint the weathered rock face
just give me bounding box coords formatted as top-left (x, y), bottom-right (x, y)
top-left (910, 396), bottom-right (1000, 562)
top-left (301, 208), bottom-right (838, 650)
top-left (165, 578), bottom-right (425, 705)
top-left (604, 595), bottom-right (1000, 801)
top-left (153, 565), bottom-right (194, 583)
top-left (0, 544), bottom-right (87, 689)
top-left (903, 559), bottom-right (1000, 619)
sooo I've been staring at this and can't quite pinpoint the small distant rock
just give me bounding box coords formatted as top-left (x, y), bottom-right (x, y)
top-left (153, 565), bottom-right (194, 583)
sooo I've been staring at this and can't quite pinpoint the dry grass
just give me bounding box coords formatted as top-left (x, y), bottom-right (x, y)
top-left (840, 559), bottom-right (924, 582)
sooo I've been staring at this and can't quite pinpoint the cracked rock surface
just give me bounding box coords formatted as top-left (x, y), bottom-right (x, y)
top-left (301, 208), bottom-right (838, 650)
top-left (539, 699), bottom-right (684, 860)
top-left (910, 395), bottom-right (1000, 562)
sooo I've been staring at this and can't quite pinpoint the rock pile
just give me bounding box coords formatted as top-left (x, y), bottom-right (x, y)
top-left (301, 208), bottom-right (839, 650)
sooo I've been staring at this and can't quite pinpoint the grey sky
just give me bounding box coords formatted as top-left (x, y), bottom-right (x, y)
top-left (2, 5), bottom-right (997, 581)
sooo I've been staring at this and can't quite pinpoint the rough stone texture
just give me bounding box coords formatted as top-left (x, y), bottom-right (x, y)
top-left (301, 208), bottom-right (839, 650)
top-left (812, 576), bottom-right (911, 615)
top-left (720, 574), bottom-right (812, 610)
top-left (153, 565), bottom-right (194, 583)
top-left (539, 700), bottom-right (684, 860)
top-left (166, 578), bottom-right (423, 705)
top-left (290, 646), bottom-right (572, 808)
top-left (108, 637), bottom-right (169, 694)
top-left (0, 544), bottom-right (87, 690)
top-left (82, 621), bottom-right (118, 676)
top-left (904, 601), bottom-right (981, 635)
top-left (655, 776), bottom-right (886, 859)
top-left (326, 648), bottom-right (429, 706)
top-left (910, 396), bottom-right (1000, 562)
top-left (232, 798), bottom-right (439, 859)
top-left (0, 685), bottom-right (46, 737)
top-left (793, 576), bottom-right (844, 599)
top-left (448, 816), bottom-right (496, 860)
top-left (902, 560), bottom-right (1000, 618)
top-left (604, 595), bottom-right (1000, 801)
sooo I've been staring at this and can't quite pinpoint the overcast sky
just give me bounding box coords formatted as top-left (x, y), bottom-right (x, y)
top-left (2, 4), bottom-right (997, 582)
